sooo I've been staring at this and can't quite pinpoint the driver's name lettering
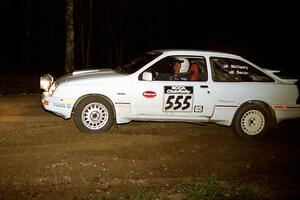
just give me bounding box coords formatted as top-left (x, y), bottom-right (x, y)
top-left (223, 64), bottom-right (248, 70)
top-left (223, 64), bottom-right (249, 76)
top-left (236, 70), bottom-right (248, 75)
top-left (165, 86), bottom-right (193, 94)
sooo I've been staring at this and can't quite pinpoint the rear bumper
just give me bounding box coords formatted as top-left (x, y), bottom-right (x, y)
top-left (41, 94), bottom-right (75, 119)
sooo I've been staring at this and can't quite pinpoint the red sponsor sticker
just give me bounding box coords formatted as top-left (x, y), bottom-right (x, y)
top-left (272, 105), bottom-right (287, 109)
top-left (143, 91), bottom-right (156, 98)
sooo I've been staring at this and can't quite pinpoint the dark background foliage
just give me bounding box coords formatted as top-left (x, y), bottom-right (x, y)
top-left (0, 0), bottom-right (299, 78)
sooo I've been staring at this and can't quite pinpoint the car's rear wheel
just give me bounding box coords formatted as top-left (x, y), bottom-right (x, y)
top-left (232, 104), bottom-right (270, 138)
top-left (74, 96), bottom-right (114, 133)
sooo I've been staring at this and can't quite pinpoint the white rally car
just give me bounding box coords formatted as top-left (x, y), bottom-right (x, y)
top-left (40, 49), bottom-right (300, 138)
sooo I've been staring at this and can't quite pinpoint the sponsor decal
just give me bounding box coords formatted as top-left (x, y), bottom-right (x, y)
top-left (272, 105), bottom-right (287, 109)
top-left (60, 98), bottom-right (75, 103)
top-left (53, 102), bottom-right (71, 109)
top-left (143, 91), bottom-right (157, 98)
top-left (165, 85), bottom-right (193, 94)
top-left (163, 86), bottom-right (193, 112)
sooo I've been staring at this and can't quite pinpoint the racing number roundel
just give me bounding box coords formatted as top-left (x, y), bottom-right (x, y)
top-left (163, 86), bottom-right (193, 112)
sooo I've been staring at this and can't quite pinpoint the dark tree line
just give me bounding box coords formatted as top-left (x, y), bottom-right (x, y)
top-left (1, 0), bottom-right (66, 75)
top-left (2, 0), bottom-right (171, 75)
top-left (1, 0), bottom-right (299, 78)
top-left (59, 0), bottom-right (300, 78)
top-left (0, 0), bottom-right (263, 75)
top-left (71, 0), bottom-right (167, 71)
top-left (65, 0), bottom-right (74, 73)
top-left (1, 0), bottom-right (164, 75)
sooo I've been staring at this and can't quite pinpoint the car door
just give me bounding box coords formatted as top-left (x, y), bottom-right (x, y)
top-left (131, 56), bottom-right (214, 120)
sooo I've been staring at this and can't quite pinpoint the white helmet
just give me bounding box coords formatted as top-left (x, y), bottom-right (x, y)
top-left (174, 57), bottom-right (190, 73)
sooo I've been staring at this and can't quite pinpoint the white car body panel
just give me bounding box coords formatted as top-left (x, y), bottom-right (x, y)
top-left (40, 49), bottom-right (300, 129)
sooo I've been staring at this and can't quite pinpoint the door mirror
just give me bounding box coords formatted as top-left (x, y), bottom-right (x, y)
top-left (142, 72), bottom-right (153, 81)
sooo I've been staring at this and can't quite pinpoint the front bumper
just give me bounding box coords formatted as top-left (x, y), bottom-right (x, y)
top-left (41, 94), bottom-right (75, 119)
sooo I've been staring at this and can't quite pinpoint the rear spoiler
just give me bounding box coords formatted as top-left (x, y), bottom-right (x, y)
top-left (263, 68), bottom-right (298, 84)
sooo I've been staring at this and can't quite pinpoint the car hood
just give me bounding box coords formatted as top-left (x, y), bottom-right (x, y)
top-left (56, 68), bottom-right (125, 84)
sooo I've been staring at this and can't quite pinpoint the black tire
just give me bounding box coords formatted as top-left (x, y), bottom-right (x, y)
top-left (232, 104), bottom-right (270, 139)
top-left (74, 96), bottom-right (114, 133)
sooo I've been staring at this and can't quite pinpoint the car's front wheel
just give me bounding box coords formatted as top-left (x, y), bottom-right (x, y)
top-left (74, 96), bottom-right (114, 133)
top-left (232, 104), bottom-right (270, 138)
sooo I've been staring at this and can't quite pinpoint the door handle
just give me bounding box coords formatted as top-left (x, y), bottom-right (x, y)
top-left (200, 85), bottom-right (208, 88)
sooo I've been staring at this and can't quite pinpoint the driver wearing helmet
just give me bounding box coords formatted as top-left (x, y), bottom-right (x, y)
top-left (169, 58), bottom-right (190, 81)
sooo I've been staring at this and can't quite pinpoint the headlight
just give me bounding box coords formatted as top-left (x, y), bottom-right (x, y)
top-left (48, 82), bottom-right (57, 96)
top-left (40, 74), bottom-right (54, 90)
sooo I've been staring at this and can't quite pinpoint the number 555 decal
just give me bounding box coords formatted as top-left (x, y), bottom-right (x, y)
top-left (163, 86), bottom-right (193, 112)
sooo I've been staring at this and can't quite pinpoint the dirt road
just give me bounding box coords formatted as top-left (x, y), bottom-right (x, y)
top-left (0, 95), bottom-right (300, 199)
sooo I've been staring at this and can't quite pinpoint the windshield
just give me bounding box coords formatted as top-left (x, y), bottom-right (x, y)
top-left (115, 51), bottom-right (162, 74)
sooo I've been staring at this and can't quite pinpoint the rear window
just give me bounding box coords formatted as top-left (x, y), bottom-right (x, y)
top-left (210, 57), bottom-right (274, 82)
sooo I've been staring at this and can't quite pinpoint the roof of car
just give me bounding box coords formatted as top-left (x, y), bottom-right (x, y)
top-left (152, 49), bottom-right (243, 59)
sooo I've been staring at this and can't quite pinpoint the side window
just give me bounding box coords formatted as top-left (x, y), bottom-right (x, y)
top-left (139, 56), bottom-right (208, 82)
top-left (141, 57), bottom-right (173, 81)
top-left (210, 57), bottom-right (274, 82)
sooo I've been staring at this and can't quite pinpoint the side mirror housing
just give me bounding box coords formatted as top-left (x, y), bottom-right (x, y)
top-left (142, 72), bottom-right (153, 81)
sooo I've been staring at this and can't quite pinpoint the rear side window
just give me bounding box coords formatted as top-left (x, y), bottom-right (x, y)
top-left (210, 57), bottom-right (274, 82)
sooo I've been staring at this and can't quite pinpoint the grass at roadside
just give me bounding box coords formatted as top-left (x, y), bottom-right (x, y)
top-left (92, 176), bottom-right (258, 200)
